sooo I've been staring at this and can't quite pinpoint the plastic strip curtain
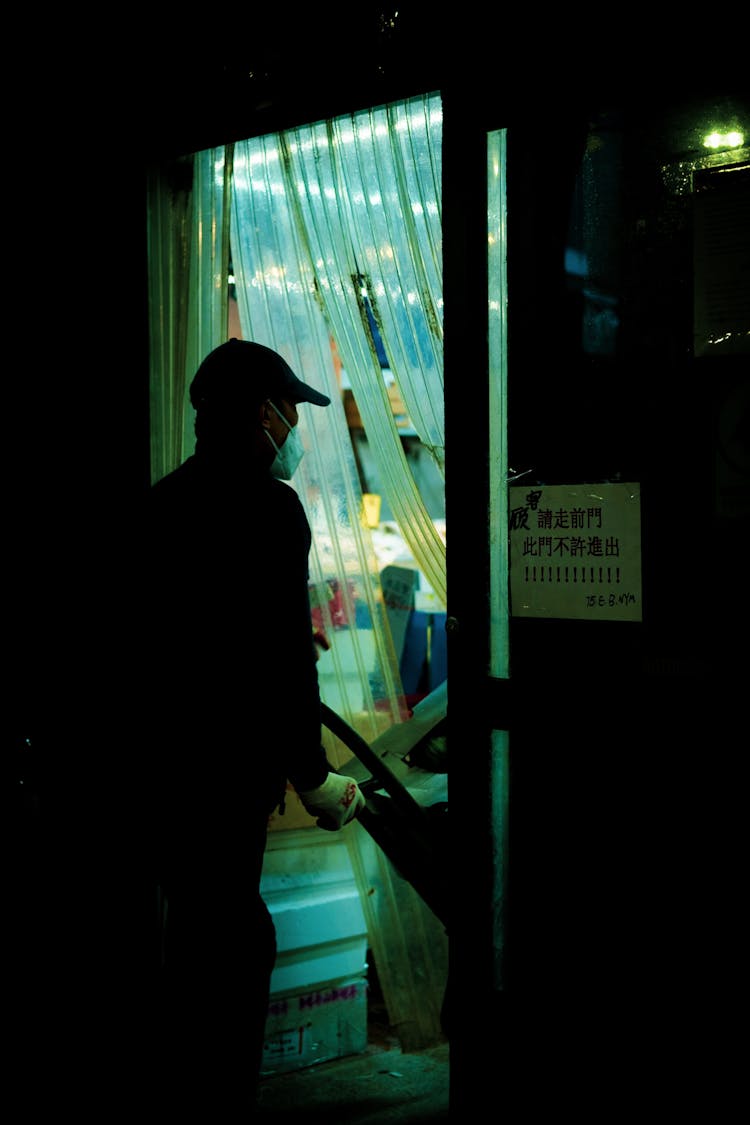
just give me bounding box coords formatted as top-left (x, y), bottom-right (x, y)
top-left (342, 95), bottom-right (444, 473)
top-left (279, 95), bottom-right (446, 609)
top-left (183, 146), bottom-right (233, 459)
top-left (230, 138), bottom-right (406, 738)
top-left (147, 147), bottom-right (232, 482)
top-left (146, 157), bottom-right (193, 483)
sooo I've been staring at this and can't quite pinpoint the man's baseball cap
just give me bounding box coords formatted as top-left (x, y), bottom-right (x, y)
top-left (190, 338), bottom-right (331, 409)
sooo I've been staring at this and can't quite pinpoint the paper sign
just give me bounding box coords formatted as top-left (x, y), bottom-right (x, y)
top-left (509, 482), bottom-right (642, 622)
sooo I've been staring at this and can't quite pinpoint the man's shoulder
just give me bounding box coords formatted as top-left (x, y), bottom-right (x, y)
top-left (149, 458), bottom-right (207, 513)
top-left (149, 458), bottom-right (307, 519)
top-left (151, 457), bottom-right (197, 494)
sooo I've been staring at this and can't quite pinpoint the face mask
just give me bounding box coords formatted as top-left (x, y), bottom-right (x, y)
top-left (266, 401), bottom-right (305, 480)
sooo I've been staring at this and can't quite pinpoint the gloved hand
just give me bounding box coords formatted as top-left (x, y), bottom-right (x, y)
top-left (298, 771), bottom-right (366, 831)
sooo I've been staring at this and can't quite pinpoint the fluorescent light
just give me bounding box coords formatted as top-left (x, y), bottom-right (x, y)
top-left (702, 130), bottom-right (745, 150)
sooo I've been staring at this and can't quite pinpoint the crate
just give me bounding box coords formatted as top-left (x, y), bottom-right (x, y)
top-left (260, 830), bottom-right (370, 1074)
top-left (262, 976), bottom-right (368, 1075)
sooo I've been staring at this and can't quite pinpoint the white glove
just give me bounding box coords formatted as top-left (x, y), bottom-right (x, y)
top-left (298, 771), bottom-right (366, 831)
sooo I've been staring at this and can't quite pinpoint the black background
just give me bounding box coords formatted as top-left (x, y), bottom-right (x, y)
top-left (7, 12), bottom-right (748, 1115)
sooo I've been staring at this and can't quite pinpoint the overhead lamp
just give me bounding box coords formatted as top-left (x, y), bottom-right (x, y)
top-left (702, 130), bottom-right (745, 151)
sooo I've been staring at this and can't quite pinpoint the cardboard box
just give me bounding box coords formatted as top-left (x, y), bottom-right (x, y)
top-left (261, 976), bottom-right (368, 1075)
